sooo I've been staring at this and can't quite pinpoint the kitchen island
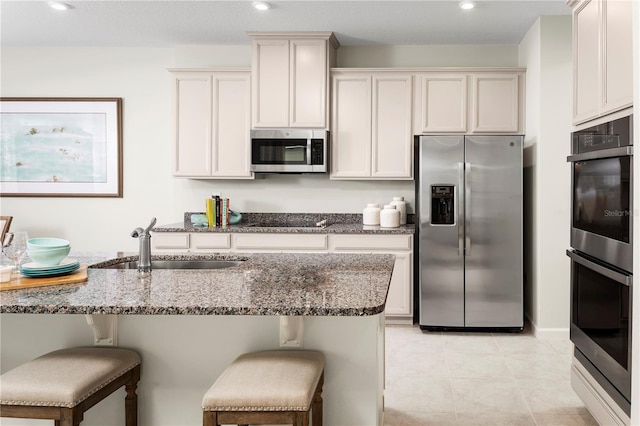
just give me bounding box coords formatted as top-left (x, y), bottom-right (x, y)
top-left (0, 252), bottom-right (394, 426)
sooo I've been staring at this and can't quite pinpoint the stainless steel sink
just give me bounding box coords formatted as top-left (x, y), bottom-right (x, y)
top-left (91, 259), bottom-right (245, 270)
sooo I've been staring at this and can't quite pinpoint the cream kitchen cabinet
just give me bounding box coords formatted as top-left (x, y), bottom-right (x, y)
top-left (331, 70), bottom-right (413, 180)
top-left (571, 0), bottom-right (633, 124)
top-left (414, 74), bottom-right (468, 133)
top-left (151, 232), bottom-right (231, 252)
top-left (233, 233), bottom-right (329, 252)
top-left (249, 32), bottom-right (339, 129)
top-left (470, 73), bottom-right (522, 133)
top-left (331, 234), bottom-right (414, 323)
top-left (170, 69), bottom-right (253, 179)
top-left (414, 70), bottom-right (524, 134)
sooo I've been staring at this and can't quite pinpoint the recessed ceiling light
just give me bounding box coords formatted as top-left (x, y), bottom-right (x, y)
top-left (252, 1), bottom-right (271, 11)
top-left (459, 0), bottom-right (476, 10)
top-left (48, 1), bottom-right (72, 11)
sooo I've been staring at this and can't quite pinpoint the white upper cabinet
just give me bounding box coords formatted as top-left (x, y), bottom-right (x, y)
top-left (330, 73), bottom-right (372, 178)
top-left (249, 32), bottom-right (339, 129)
top-left (601, 0), bottom-right (633, 114)
top-left (170, 70), bottom-right (253, 179)
top-left (470, 73), bottom-right (521, 133)
top-left (571, 0), bottom-right (633, 124)
top-left (331, 71), bottom-right (413, 180)
top-left (414, 70), bottom-right (524, 135)
top-left (415, 74), bottom-right (468, 133)
top-left (573, 0), bottom-right (600, 123)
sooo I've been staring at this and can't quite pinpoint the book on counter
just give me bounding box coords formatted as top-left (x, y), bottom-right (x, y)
top-left (205, 195), bottom-right (230, 228)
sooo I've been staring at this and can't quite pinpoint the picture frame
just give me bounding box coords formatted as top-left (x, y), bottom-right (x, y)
top-left (0, 216), bottom-right (12, 244)
top-left (0, 98), bottom-right (123, 197)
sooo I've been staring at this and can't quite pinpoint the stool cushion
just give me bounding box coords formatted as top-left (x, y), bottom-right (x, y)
top-left (0, 347), bottom-right (141, 408)
top-left (202, 350), bottom-right (325, 412)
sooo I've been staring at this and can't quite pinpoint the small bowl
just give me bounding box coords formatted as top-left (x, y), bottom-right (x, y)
top-left (27, 246), bottom-right (70, 266)
top-left (27, 237), bottom-right (70, 250)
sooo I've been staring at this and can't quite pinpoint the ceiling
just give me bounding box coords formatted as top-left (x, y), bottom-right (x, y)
top-left (0, 0), bottom-right (571, 47)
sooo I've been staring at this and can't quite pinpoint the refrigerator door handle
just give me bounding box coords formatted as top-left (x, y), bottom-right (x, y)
top-left (458, 162), bottom-right (464, 256)
top-left (465, 162), bottom-right (471, 255)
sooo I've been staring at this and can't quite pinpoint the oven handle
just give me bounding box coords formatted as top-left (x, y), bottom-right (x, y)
top-left (566, 250), bottom-right (632, 286)
top-left (566, 146), bottom-right (633, 162)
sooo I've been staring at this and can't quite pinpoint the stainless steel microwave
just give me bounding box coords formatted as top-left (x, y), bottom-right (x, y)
top-left (250, 129), bottom-right (329, 173)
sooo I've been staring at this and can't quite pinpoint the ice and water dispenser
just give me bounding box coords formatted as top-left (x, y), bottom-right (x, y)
top-left (431, 185), bottom-right (455, 225)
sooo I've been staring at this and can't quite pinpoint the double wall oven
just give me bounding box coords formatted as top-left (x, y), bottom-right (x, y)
top-left (567, 114), bottom-right (633, 416)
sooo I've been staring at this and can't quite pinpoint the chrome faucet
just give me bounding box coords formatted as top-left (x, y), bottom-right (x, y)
top-left (131, 217), bottom-right (156, 274)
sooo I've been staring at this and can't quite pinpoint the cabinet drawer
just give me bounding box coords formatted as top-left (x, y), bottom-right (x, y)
top-left (152, 233), bottom-right (190, 249)
top-left (191, 233), bottom-right (231, 249)
top-left (332, 234), bottom-right (412, 251)
top-left (234, 234), bottom-right (328, 250)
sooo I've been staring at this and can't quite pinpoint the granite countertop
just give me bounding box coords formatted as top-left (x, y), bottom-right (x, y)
top-left (152, 212), bottom-right (415, 235)
top-left (0, 252), bottom-right (395, 316)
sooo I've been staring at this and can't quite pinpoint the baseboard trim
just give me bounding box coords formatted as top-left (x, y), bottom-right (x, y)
top-left (525, 314), bottom-right (569, 339)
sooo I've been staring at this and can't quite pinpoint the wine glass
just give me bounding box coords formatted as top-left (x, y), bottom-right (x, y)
top-left (2, 231), bottom-right (29, 272)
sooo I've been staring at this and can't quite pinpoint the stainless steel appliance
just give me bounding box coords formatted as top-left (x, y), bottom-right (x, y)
top-left (567, 114), bottom-right (633, 416)
top-left (568, 115), bottom-right (633, 272)
top-left (416, 135), bottom-right (523, 330)
top-left (250, 129), bottom-right (328, 173)
top-left (567, 249), bottom-right (632, 415)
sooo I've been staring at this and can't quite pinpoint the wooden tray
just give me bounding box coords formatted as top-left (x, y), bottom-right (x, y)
top-left (1, 265), bottom-right (88, 291)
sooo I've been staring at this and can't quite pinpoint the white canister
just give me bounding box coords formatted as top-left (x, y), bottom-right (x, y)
top-left (390, 196), bottom-right (407, 225)
top-left (363, 203), bottom-right (381, 225)
top-left (380, 205), bottom-right (400, 228)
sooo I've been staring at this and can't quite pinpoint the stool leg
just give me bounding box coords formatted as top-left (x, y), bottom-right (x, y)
top-left (59, 408), bottom-right (76, 426)
top-left (311, 373), bottom-right (324, 426)
top-left (125, 381), bottom-right (138, 426)
top-left (294, 411), bottom-right (308, 426)
top-left (202, 411), bottom-right (218, 426)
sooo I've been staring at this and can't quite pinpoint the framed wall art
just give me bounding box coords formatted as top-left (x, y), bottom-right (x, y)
top-left (0, 98), bottom-right (123, 197)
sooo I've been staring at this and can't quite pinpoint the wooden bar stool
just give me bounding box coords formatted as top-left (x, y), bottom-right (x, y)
top-left (0, 347), bottom-right (141, 426)
top-left (202, 350), bottom-right (325, 426)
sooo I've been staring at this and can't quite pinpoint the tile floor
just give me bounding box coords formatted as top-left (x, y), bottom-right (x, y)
top-left (383, 323), bottom-right (598, 426)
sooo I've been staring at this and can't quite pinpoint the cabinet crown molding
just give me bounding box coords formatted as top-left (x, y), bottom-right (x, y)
top-left (168, 68), bottom-right (250, 73)
top-left (247, 31), bottom-right (340, 48)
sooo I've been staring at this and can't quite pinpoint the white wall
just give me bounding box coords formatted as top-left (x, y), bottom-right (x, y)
top-left (518, 16), bottom-right (573, 337)
top-left (0, 43), bottom-right (518, 252)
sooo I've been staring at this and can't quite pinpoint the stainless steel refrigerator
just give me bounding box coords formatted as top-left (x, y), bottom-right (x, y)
top-left (416, 135), bottom-right (523, 331)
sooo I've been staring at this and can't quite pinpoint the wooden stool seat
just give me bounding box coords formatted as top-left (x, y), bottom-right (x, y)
top-left (0, 347), bottom-right (141, 426)
top-left (202, 350), bottom-right (325, 426)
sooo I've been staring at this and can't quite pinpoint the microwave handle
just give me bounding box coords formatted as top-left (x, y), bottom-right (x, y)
top-left (306, 138), bottom-right (312, 165)
top-left (566, 250), bottom-right (632, 286)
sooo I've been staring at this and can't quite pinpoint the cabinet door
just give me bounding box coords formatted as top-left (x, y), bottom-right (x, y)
top-left (330, 234), bottom-right (414, 320)
top-left (191, 233), bottom-right (231, 251)
top-left (252, 39), bottom-right (290, 127)
top-left (290, 39), bottom-right (327, 128)
top-left (212, 73), bottom-right (253, 178)
top-left (385, 252), bottom-right (413, 317)
top-left (151, 233), bottom-right (190, 251)
top-left (470, 74), bottom-right (520, 133)
top-left (330, 73), bottom-right (372, 178)
top-left (417, 74), bottom-right (467, 133)
top-left (602, 0), bottom-right (633, 114)
top-left (172, 74), bottom-right (212, 176)
top-left (372, 74), bottom-right (413, 179)
top-left (234, 234), bottom-right (328, 252)
top-left (573, 0), bottom-right (600, 124)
